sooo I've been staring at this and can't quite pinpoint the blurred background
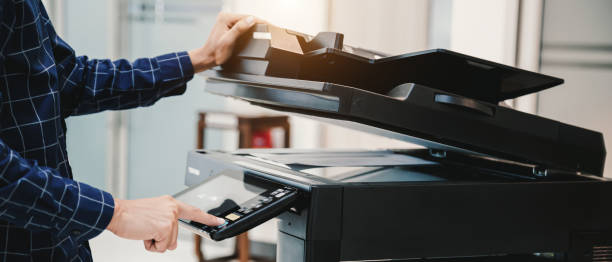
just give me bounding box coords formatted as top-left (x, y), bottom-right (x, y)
top-left (40, 0), bottom-right (612, 261)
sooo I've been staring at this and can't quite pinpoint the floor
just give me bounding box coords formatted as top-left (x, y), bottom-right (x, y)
top-left (90, 230), bottom-right (560, 262)
top-left (90, 228), bottom-right (236, 262)
top-left (90, 218), bottom-right (278, 261)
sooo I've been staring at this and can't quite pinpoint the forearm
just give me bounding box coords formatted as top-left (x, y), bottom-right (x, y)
top-left (60, 52), bottom-right (195, 116)
top-left (188, 47), bottom-right (217, 73)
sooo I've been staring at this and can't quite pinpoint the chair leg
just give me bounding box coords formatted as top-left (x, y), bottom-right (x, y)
top-left (194, 232), bottom-right (252, 262)
top-left (237, 232), bottom-right (250, 262)
top-left (194, 234), bottom-right (205, 262)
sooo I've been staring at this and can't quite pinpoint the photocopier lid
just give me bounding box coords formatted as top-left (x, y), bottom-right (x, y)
top-left (220, 24), bottom-right (563, 104)
top-left (202, 24), bottom-right (606, 176)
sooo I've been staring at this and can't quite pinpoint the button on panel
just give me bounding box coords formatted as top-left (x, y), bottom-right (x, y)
top-left (275, 192), bottom-right (287, 198)
top-left (216, 220), bottom-right (228, 229)
top-left (225, 213), bottom-right (241, 221)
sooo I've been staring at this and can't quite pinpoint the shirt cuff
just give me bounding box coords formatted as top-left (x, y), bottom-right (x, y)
top-left (60, 182), bottom-right (115, 243)
top-left (155, 51), bottom-right (195, 98)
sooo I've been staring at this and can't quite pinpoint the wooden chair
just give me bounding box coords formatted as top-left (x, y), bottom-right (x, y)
top-left (194, 112), bottom-right (290, 262)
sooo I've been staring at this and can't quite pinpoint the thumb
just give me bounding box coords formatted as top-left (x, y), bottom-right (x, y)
top-left (214, 16), bottom-right (257, 65)
top-left (224, 16), bottom-right (256, 44)
top-left (176, 201), bottom-right (225, 226)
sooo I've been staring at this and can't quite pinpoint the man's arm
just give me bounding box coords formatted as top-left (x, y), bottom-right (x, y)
top-left (0, 137), bottom-right (222, 250)
top-left (57, 50), bottom-right (195, 116)
top-left (2, 2), bottom-right (249, 253)
top-left (55, 13), bottom-right (256, 117)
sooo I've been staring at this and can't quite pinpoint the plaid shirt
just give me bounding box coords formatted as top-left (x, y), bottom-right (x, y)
top-left (0, 0), bottom-right (194, 261)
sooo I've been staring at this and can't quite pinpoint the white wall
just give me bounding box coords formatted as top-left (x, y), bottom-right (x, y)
top-left (513, 0), bottom-right (544, 113)
top-left (449, 0), bottom-right (519, 65)
top-left (124, 0), bottom-right (225, 200)
top-left (225, 0), bottom-right (329, 36)
top-left (322, 0), bottom-right (429, 150)
top-left (428, 0), bottom-right (453, 49)
top-left (329, 0), bottom-right (429, 55)
top-left (537, 0), bottom-right (612, 177)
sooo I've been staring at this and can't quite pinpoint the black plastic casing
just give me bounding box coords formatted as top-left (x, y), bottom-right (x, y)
top-left (205, 75), bottom-right (606, 177)
top-left (185, 150), bottom-right (612, 262)
top-left (212, 24), bottom-right (606, 176)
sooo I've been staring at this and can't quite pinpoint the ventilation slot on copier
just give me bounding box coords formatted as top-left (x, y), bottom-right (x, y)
top-left (590, 245), bottom-right (612, 262)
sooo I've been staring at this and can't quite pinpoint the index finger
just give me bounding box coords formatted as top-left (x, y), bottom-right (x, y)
top-left (176, 200), bottom-right (225, 226)
top-left (221, 13), bottom-right (267, 26)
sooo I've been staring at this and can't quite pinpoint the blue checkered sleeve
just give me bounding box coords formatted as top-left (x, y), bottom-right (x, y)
top-left (57, 46), bottom-right (195, 116)
top-left (0, 139), bottom-right (115, 243)
top-left (0, 0), bottom-right (115, 244)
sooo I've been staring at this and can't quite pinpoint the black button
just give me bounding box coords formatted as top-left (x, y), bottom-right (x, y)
top-left (71, 230), bottom-right (81, 236)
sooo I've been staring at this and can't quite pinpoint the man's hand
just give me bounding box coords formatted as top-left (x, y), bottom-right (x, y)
top-left (189, 12), bottom-right (259, 73)
top-left (106, 195), bottom-right (224, 253)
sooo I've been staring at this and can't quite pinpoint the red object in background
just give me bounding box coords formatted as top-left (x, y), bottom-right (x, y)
top-left (251, 130), bottom-right (273, 148)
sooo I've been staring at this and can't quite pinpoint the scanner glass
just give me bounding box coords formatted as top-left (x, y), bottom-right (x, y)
top-left (300, 166), bottom-right (447, 182)
top-left (175, 171), bottom-right (267, 217)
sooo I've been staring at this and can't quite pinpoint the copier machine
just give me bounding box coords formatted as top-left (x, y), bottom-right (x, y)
top-left (174, 24), bottom-right (612, 261)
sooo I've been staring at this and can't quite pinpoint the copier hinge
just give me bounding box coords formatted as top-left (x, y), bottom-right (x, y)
top-left (429, 149), bottom-right (447, 158)
top-left (532, 166), bottom-right (548, 177)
